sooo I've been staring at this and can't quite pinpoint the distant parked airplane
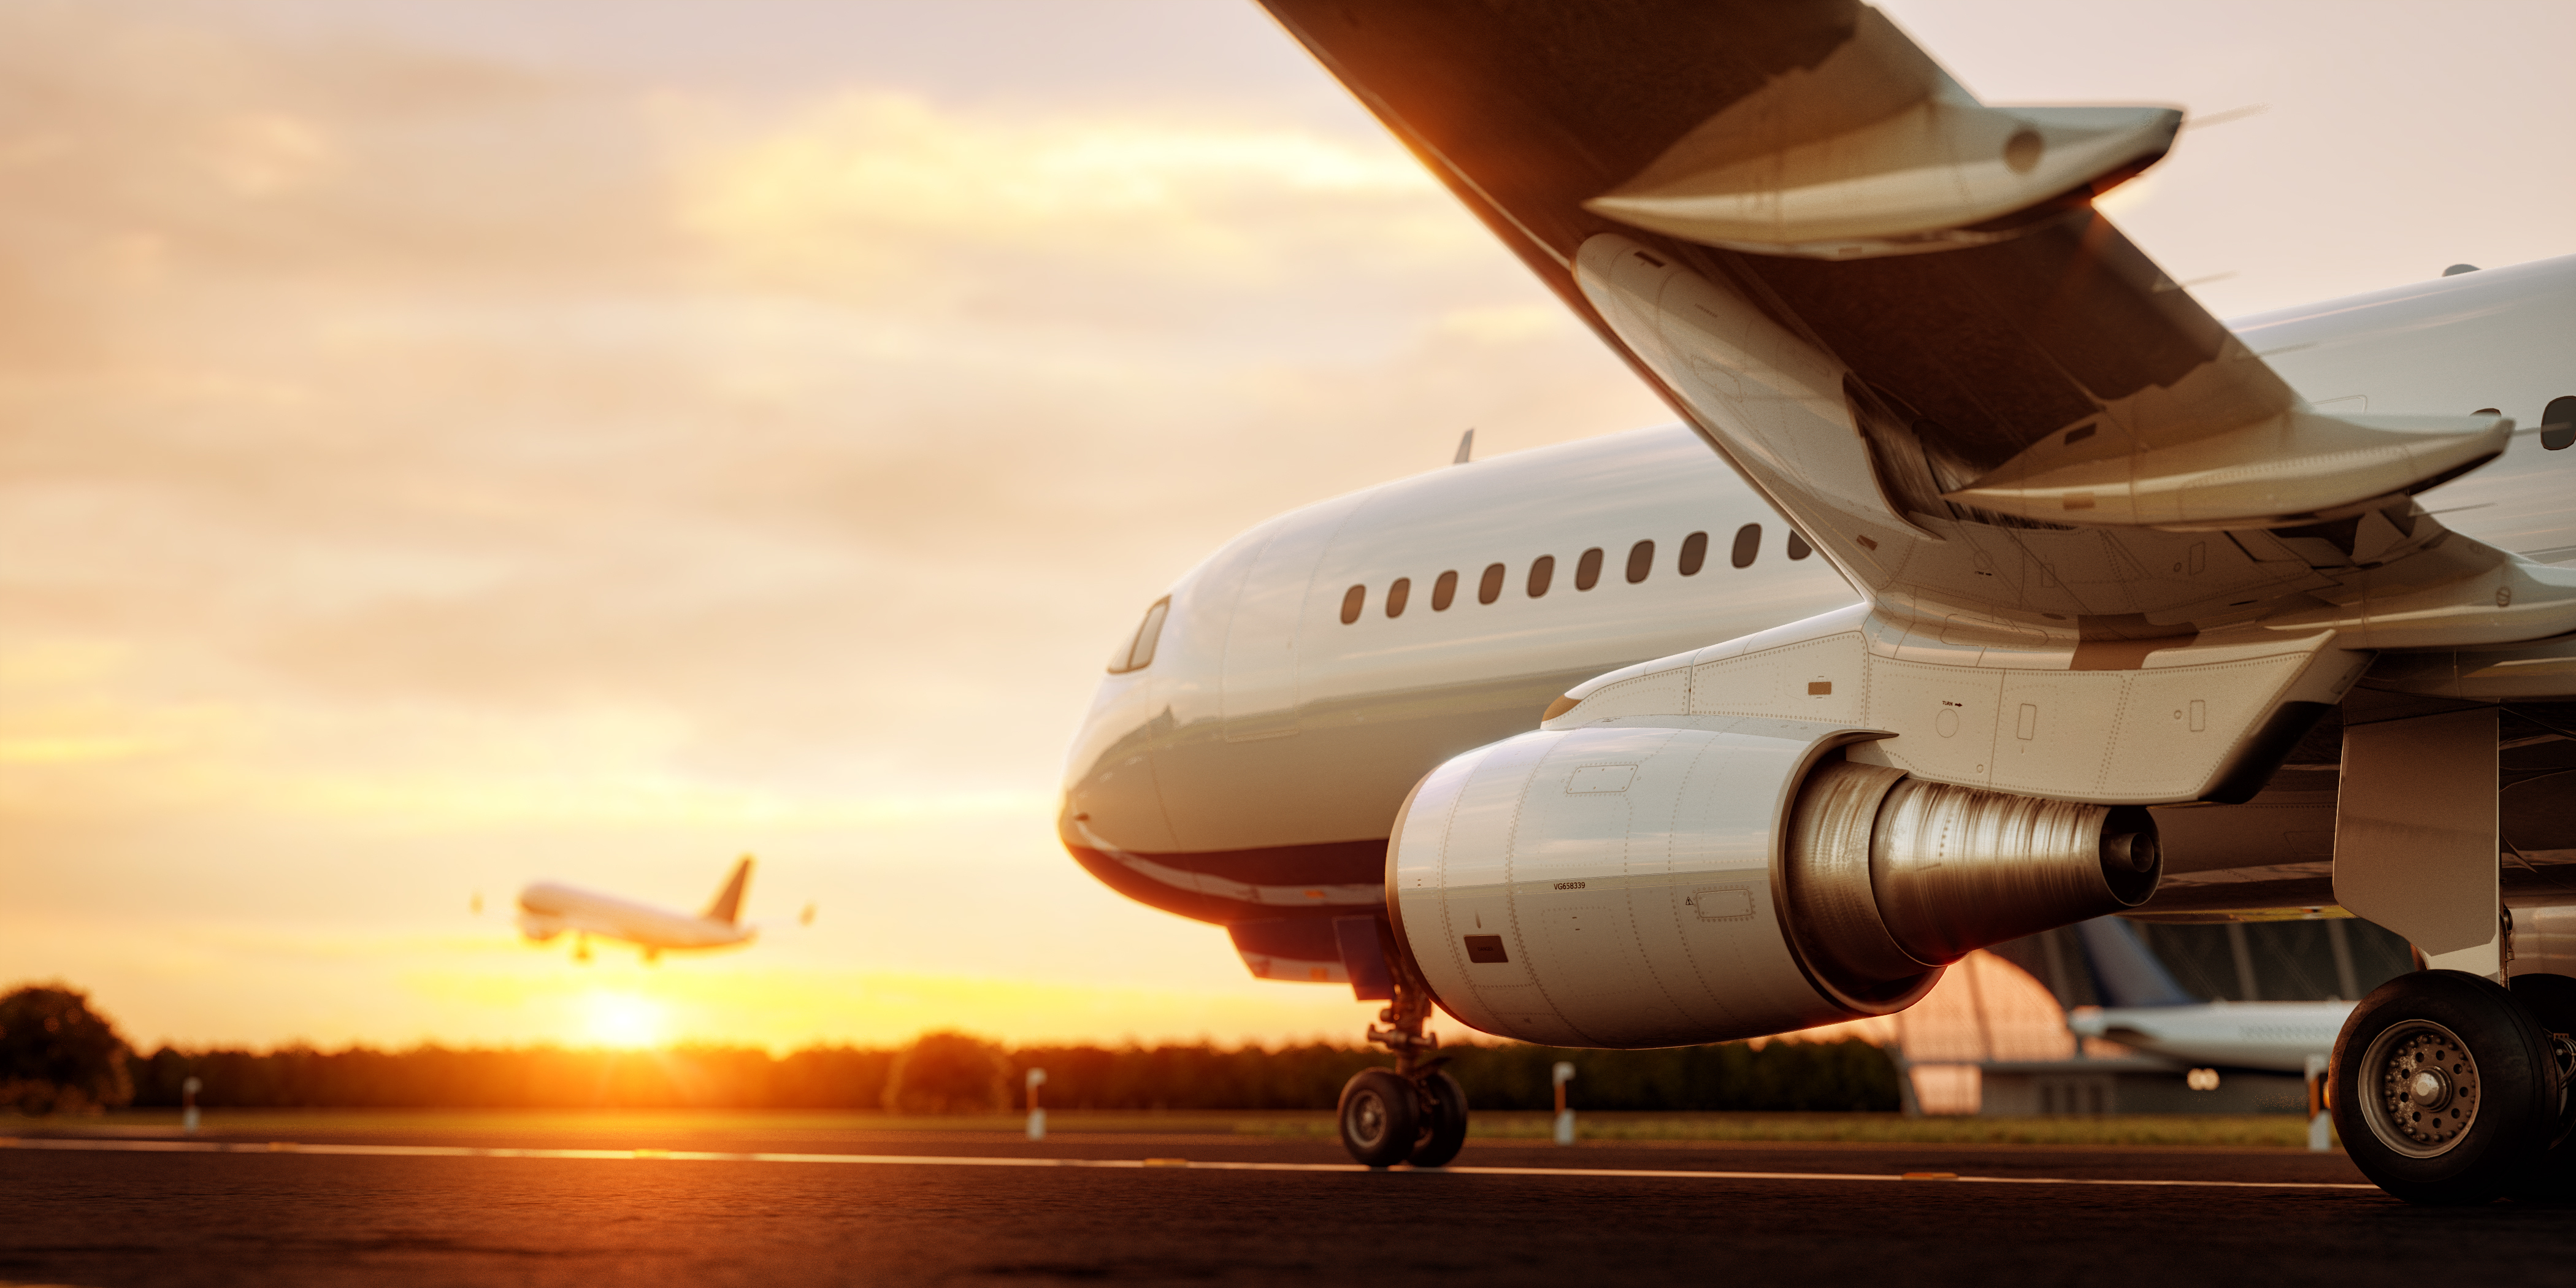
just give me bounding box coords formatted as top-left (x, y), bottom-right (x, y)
top-left (516, 857), bottom-right (758, 963)
top-left (2064, 918), bottom-right (2352, 1075)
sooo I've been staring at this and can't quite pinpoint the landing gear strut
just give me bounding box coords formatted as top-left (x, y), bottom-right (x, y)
top-left (2331, 970), bottom-right (2563, 1204)
top-left (1337, 954), bottom-right (1468, 1168)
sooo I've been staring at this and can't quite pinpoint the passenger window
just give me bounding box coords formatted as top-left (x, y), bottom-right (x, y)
top-left (1731, 523), bottom-right (1761, 569)
top-left (1479, 563), bottom-right (1506, 604)
top-left (1386, 577), bottom-right (1411, 618)
top-left (1625, 540), bottom-right (1654, 584)
top-left (1432, 570), bottom-right (1459, 611)
top-left (1106, 597), bottom-right (1170, 674)
top-left (1678, 531), bottom-right (1708, 575)
top-left (1340, 585), bottom-right (1366, 624)
top-left (2546, 396), bottom-right (2576, 451)
top-left (1575, 547), bottom-right (1604, 590)
top-left (1787, 531), bottom-right (1812, 561)
top-left (1527, 556), bottom-right (1555, 597)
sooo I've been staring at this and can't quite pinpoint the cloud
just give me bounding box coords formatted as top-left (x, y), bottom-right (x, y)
top-left (681, 90), bottom-right (1450, 289)
top-left (1435, 304), bottom-right (1571, 346)
top-left (0, 2), bottom-right (1669, 1049)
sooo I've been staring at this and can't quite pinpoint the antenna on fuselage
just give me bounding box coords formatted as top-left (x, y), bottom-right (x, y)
top-left (1452, 427), bottom-right (1474, 465)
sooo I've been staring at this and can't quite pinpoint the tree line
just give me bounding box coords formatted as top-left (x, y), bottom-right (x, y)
top-left (8, 984), bottom-right (1898, 1116)
top-left (122, 1033), bottom-right (1895, 1113)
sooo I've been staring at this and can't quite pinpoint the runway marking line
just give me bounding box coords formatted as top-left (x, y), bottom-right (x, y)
top-left (0, 1136), bottom-right (2377, 1191)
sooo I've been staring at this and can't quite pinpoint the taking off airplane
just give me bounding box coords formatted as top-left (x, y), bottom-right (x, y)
top-left (1060, 2), bottom-right (2576, 1202)
top-left (516, 857), bottom-right (758, 963)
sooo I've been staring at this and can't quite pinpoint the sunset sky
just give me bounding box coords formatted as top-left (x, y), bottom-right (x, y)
top-left (6, 1), bottom-right (2572, 1054)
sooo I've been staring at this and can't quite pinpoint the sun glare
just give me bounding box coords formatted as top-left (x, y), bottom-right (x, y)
top-left (580, 991), bottom-right (667, 1049)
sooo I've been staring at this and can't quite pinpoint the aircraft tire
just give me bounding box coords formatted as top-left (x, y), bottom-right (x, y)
top-left (1408, 1071), bottom-right (1470, 1168)
top-left (2504, 973), bottom-right (2576, 1204)
top-left (1338, 1068), bottom-right (1421, 1168)
top-left (2331, 969), bottom-right (2558, 1205)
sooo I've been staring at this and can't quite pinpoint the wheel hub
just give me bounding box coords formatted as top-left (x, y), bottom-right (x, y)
top-left (2364, 1021), bottom-right (2480, 1157)
top-left (2406, 1068), bottom-right (2452, 1111)
top-left (1350, 1091), bottom-right (1389, 1148)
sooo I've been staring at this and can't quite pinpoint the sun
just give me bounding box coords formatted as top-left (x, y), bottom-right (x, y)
top-left (580, 991), bottom-right (667, 1049)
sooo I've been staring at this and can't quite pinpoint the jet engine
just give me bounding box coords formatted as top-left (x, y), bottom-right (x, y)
top-left (1384, 718), bottom-right (2160, 1048)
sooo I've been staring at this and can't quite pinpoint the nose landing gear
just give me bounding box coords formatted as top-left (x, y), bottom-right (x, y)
top-left (1336, 959), bottom-right (1468, 1168)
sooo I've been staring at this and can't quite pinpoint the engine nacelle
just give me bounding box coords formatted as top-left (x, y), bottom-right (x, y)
top-left (1385, 717), bottom-right (2159, 1048)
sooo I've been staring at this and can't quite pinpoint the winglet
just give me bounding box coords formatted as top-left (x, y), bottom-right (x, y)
top-left (703, 855), bottom-right (754, 925)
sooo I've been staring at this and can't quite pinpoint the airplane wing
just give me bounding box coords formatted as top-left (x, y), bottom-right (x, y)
top-left (1257, 1), bottom-right (2576, 822)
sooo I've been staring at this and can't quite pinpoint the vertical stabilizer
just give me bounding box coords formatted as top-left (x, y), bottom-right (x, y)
top-left (2074, 917), bottom-right (2198, 1008)
top-left (703, 856), bottom-right (754, 925)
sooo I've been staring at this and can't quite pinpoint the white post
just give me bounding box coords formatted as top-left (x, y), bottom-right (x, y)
top-left (1025, 1068), bottom-right (1048, 1141)
top-left (182, 1076), bottom-right (202, 1137)
top-left (2304, 1054), bottom-right (2333, 1152)
top-left (1552, 1062), bottom-right (1576, 1146)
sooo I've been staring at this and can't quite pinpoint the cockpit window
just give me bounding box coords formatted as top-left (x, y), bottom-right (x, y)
top-left (1106, 597), bottom-right (1170, 674)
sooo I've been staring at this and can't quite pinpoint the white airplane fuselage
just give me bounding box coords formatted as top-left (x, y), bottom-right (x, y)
top-left (2069, 1000), bottom-right (2357, 1075)
top-left (516, 883), bottom-right (754, 954)
top-left (1062, 256), bottom-right (2576, 980)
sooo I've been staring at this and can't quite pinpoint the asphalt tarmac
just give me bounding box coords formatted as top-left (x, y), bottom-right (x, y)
top-left (6, 1122), bottom-right (2572, 1286)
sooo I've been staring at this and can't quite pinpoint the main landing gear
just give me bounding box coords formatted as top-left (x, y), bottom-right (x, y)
top-left (2331, 970), bottom-right (2576, 1204)
top-left (1337, 962), bottom-right (1468, 1168)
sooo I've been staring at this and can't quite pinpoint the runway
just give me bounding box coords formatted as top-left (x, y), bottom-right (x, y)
top-left (0, 1133), bottom-right (2391, 1189)
top-left (6, 1122), bottom-right (2570, 1286)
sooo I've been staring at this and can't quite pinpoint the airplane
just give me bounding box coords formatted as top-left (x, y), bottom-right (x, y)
top-left (1060, 2), bottom-right (2576, 1202)
top-left (2063, 917), bottom-right (2351, 1075)
top-left (516, 856), bottom-right (758, 964)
